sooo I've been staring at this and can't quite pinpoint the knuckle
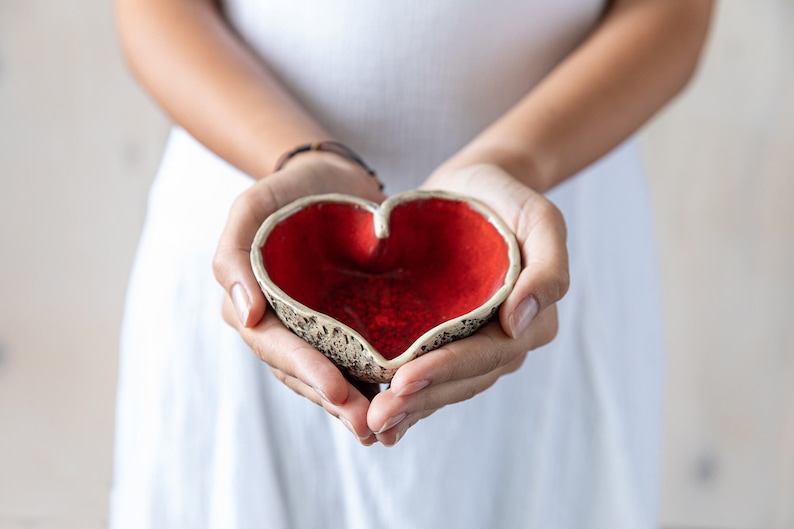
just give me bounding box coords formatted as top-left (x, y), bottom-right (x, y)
top-left (515, 196), bottom-right (538, 236)
top-left (477, 345), bottom-right (503, 374)
top-left (548, 200), bottom-right (566, 230)
top-left (464, 375), bottom-right (498, 402)
top-left (525, 193), bottom-right (558, 225)
top-left (220, 297), bottom-right (236, 327)
top-left (481, 331), bottom-right (509, 371)
top-left (547, 317), bottom-right (560, 343)
top-left (231, 183), bottom-right (277, 230)
top-left (503, 352), bottom-right (528, 374)
top-left (536, 313), bottom-right (559, 348)
top-left (436, 330), bottom-right (510, 383)
top-left (232, 186), bottom-right (257, 211)
top-left (553, 263), bottom-right (571, 300)
top-left (468, 332), bottom-right (505, 376)
top-left (534, 196), bottom-right (566, 234)
top-left (250, 333), bottom-right (276, 364)
top-left (533, 196), bottom-right (556, 218)
top-left (432, 347), bottom-right (461, 382)
top-left (270, 366), bottom-right (288, 385)
top-left (269, 368), bottom-right (314, 402)
top-left (211, 249), bottom-right (228, 282)
top-left (462, 384), bottom-right (479, 402)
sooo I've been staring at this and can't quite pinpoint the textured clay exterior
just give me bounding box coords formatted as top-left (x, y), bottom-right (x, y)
top-left (264, 289), bottom-right (498, 383)
top-left (251, 190), bottom-right (520, 384)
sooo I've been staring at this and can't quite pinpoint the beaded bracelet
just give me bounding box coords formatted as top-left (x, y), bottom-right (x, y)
top-left (274, 141), bottom-right (384, 191)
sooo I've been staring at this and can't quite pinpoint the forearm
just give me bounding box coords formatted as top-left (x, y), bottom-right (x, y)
top-left (115, 0), bottom-right (328, 180)
top-left (438, 0), bottom-right (714, 192)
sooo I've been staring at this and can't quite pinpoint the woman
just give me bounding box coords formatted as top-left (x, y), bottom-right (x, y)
top-left (110, 1), bottom-right (713, 527)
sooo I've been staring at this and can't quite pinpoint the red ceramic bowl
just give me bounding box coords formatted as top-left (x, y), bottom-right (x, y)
top-left (250, 190), bottom-right (520, 383)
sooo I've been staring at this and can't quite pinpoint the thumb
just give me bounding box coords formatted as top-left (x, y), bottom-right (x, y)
top-left (498, 200), bottom-right (569, 339)
top-left (213, 186), bottom-right (277, 328)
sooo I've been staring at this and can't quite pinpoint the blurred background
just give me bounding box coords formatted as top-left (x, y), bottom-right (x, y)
top-left (0, 1), bottom-right (791, 528)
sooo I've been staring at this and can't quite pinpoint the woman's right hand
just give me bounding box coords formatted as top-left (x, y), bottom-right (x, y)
top-left (213, 153), bottom-right (386, 445)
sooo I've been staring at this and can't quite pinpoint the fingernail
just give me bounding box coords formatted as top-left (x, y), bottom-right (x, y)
top-left (231, 283), bottom-right (251, 326)
top-left (375, 412), bottom-right (407, 435)
top-left (395, 379), bottom-right (429, 397)
top-left (383, 429), bottom-right (404, 448)
top-left (509, 296), bottom-right (539, 338)
top-left (313, 386), bottom-right (332, 405)
top-left (343, 418), bottom-right (374, 444)
top-left (338, 415), bottom-right (361, 440)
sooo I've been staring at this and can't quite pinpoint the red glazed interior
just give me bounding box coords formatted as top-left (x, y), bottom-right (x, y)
top-left (262, 197), bottom-right (510, 360)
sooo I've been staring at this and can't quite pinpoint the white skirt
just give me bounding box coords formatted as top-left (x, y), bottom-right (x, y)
top-left (111, 1), bottom-right (662, 526)
top-left (109, 129), bottom-right (663, 529)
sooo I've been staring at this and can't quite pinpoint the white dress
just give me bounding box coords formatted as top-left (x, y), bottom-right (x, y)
top-left (110, 1), bottom-right (664, 528)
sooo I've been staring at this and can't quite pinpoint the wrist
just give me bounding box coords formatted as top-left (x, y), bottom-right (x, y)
top-left (274, 141), bottom-right (383, 191)
top-left (436, 140), bottom-right (554, 193)
top-left (272, 145), bottom-right (385, 199)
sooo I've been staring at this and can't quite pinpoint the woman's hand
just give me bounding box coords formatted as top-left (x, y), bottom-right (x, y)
top-left (213, 154), bottom-right (386, 445)
top-left (361, 0), bottom-right (713, 447)
top-left (366, 164), bottom-right (570, 446)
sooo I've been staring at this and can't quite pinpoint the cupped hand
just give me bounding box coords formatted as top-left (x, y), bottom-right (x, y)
top-left (367, 163), bottom-right (570, 446)
top-left (213, 154), bottom-right (386, 445)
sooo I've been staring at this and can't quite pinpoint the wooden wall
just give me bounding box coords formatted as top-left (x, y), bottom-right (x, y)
top-left (642, 1), bottom-right (794, 527)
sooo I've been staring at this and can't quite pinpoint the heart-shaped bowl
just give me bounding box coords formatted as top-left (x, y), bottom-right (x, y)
top-left (250, 190), bottom-right (520, 383)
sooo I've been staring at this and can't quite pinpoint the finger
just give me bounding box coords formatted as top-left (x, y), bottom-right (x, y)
top-left (327, 382), bottom-right (377, 443)
top-left (213, 181), bottom-right (283, 328)
top-left (384, 351), bottom-right (526, 423)
top-left (230, 301), bottom-right (376, 441)
top-left (367, 353), bottom-right (527, 442)
top-left (226, 297), bottom-right (353, 407)
top-left (213, 166), bottom-right (386, 329)
top-left (418, 164), bottom-right (569, 339)
top-left (346, 375), bottom-right (381, 402)
top-left (373, 366), bottom-right (504, 447)
top-left (375, 410), bottom-right (432, 447)
top-left (369, 311), bottom-right (556, 444)
top-left (373, 350), bottom-right (525, 446)
top-left (225, 292), bottom-right (378, 437)
top-left (213, 170), bottom-right (343, 329)
top-left (273, 367), bottom-right (375, 443)
top-left (390, 311), bottom-right (555, 395)
top-left (374, 355), bottom-right (518, 446)
top-left (268, 367), bottom-right (325, 406)
top-left (369, 308), bottom-right (557, 434)
top-left (500, 195), bottom-right (569, 338)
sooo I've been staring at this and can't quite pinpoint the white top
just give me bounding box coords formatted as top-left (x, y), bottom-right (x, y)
top-left (110, 2), bottom-right (664, 528)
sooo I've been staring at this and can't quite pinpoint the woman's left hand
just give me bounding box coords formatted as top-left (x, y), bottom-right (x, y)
top-left (367, 164), bottom-right (570, 446)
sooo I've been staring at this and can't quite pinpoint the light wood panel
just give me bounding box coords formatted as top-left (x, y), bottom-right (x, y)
top-left (0, 1), bottom-right (166, 527)
top-left (641, 1), bottom-right (794, 527)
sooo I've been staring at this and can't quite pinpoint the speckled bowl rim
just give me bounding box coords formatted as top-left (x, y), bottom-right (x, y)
top-left (250, 189), bottom-right (521, 370)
